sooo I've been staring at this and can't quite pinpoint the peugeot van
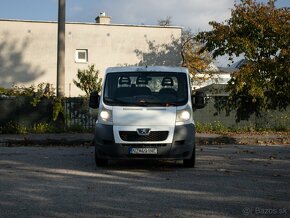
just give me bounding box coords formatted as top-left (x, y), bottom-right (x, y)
top-left (89, 66), bottom-right (205, 167)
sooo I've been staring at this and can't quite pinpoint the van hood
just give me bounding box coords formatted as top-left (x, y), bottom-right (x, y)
top-left (113, 107), bottom-right (176, 126)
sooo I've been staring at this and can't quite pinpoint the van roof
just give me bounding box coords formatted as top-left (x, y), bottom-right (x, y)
top-left (105, 66), bottom-right (189, 74)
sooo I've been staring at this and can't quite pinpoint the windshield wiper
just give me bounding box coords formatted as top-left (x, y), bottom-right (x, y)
top-left (105, 98), bottom-right (130, 105)
top-left (105, 98), bottom-right (145, 106)
top-left (162, 102), bottom-right (179, 106)
top-left (105, 98), bottom-right (180, 107)
top-left (136, 101), bottom-right (178, 107)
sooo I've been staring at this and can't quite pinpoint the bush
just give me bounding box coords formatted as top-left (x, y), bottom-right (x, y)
top-left (0, 122), bottom-right (28, 134)
top-left (73, 65), bottom-right (102, 97)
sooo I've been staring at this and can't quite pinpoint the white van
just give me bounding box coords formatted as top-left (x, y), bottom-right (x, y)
top-left (89, 66), bottom-right (205, 167)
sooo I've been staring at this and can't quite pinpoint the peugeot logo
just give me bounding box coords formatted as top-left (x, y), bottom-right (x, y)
top-left (137, 128), bottom-right (151, 136)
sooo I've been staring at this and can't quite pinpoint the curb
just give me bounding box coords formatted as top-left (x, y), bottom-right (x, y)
top-left (0, 133), bottom-right (93, 147)
top-left (0, 133), bottom-right (289, 147)
top-left (196, 133), bottom-right (290, 146)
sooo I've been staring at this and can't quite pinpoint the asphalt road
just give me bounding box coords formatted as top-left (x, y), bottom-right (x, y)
top-left (0, 144), bottom-right (289, 218)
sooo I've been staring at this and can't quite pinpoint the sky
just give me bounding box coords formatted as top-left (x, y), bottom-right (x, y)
top-left (0, 0), bottom-right (289, 66)
top-left (0, 0), bottom-right (289, 32)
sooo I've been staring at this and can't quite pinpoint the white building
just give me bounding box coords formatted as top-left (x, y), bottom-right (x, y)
top-left (191, 62), bottom-right (237, 90)
top-left (0, 14), bottom-right (182, 96)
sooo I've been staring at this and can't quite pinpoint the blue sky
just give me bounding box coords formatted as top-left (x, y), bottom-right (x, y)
top-left (0, 0), bottom-right (289, 32)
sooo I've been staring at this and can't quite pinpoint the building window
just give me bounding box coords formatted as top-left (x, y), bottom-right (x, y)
top-left (75, 49), bottom-right (88, 63)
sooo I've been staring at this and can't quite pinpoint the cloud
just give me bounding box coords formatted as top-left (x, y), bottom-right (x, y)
top-left (67, 0), bottom-right (234, 31)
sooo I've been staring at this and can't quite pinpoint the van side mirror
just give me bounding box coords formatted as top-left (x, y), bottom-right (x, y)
top-left (89, 91), bottom-right (100, 108)
top-left (192, 91), bottom-right (206, 109)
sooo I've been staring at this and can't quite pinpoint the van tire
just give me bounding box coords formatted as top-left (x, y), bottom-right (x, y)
top-left (183, 145), bottom-right (196, 168)
top-left (95, 156), bottom-right (109, 167)
top-left (95, 146), bottom-right (108, 167)
top-left (95, 157), bottom-right (108, 167)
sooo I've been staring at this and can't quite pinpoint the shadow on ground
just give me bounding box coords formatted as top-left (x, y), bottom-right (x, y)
top-left (0, 144), bottom-right (289, 217)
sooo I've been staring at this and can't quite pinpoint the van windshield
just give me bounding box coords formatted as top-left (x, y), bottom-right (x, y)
top-left (103, 72), bottom-right (188, 106)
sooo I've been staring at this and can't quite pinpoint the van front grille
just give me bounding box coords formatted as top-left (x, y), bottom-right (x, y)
top-left (119, 131), bottom-right (169, 142)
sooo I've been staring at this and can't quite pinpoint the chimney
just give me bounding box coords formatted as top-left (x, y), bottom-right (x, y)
top-left (95, 12), bottom-right (111, 24)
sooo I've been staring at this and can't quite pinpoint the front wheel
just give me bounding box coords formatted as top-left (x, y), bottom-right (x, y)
top-left (183, 145), bottom-right (196, 168)
top-left (95, 146), bottom-right (108, 167)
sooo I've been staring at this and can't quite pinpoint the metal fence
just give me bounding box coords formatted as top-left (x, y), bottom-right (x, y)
top-left (0, 96), bottom-right (97, 130)
top-left (193, 97), bottom-right (290, 130)
top-left (0, 96), bottom-right (289, 131)
top-left (64, 98), bottom-right (97, 129)
top-left (0, 96), bottom-right (53, 126)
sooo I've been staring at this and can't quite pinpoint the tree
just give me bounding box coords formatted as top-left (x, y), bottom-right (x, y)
top-left (196, 0), bottom-right (290, 117)
top-left (157, 18), bottom-right (213, 84)
top-left (73, 65), bottom-right (102, 97)
top-left (181, 28), bottom-right (213, 85)
top-left (158, 16), bottom-right (172, 26)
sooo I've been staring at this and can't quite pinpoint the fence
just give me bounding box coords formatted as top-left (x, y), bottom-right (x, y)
top-left (64, 98), bottom-right (97, 129)
top-left (0, 96), bottom-right (289, 131)
top-left (0, 96), bottom-right (97, 130)
top-left (193, 97), bottom-right (290, 130)
top-left (0, 96), bottom-right (53, 126)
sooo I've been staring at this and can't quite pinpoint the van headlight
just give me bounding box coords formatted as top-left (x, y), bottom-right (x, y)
top-left (99, 108), bottom-right (113, 124)
top-left (176, 108), bottom-right (192, 125)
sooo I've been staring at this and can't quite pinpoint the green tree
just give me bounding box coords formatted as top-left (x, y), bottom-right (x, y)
top-left (196, 0), bottom-right (290, 118)
top-left (157, 18), bottom-right (213, 84)
top-left (73, 64), bottom-right (102, 96)
top-left (181, 28), bottom-right (213, 85)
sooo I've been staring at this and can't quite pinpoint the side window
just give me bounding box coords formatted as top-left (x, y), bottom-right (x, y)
top-left (75, 49), bottom-right (88, 63)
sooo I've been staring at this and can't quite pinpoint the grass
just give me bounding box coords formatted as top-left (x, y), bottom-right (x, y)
top-left (0, 122), bottom-right (93, 134)
top-left (0, 121), bottom-right (289, 134)
top-left (195, 121), bottom-right (290, 133)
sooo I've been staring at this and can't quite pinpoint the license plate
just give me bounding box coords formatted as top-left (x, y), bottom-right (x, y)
top-left (129, 148), bottom-right (158, 154)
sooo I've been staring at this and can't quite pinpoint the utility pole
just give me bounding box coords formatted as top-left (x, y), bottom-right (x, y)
top-left (57, 0), bottom-right (65, 97)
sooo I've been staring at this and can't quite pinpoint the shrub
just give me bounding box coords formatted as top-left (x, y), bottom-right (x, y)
top-left (73, 65), bottom-right (102, 97)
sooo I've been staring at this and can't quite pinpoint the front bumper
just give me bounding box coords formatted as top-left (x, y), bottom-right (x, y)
top-left (93, 123), bottom-right (195, 160)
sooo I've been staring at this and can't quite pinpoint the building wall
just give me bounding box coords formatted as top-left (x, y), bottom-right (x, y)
top-left (0, 20), bottom-right (182, 96)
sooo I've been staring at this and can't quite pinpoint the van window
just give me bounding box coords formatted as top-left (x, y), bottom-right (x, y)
top-left (103, 72), bottom-right (188, 106)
